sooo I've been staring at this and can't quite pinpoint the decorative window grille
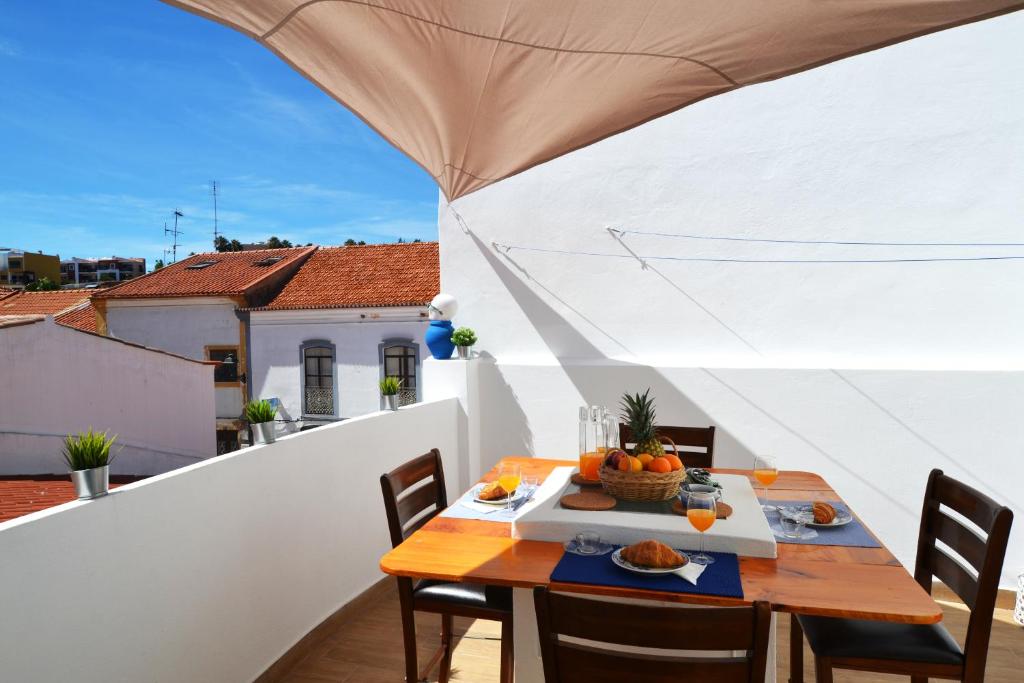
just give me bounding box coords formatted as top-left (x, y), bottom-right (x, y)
top-left (382, 344), bottom-right (418, 407)
top-left (303, 346), bottom-right (334, 415)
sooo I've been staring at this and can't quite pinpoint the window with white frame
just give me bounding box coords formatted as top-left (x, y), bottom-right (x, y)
top-left (303, 345), bottom-right (334, 415)
top-left (381, 341), bottom-right (419, 407)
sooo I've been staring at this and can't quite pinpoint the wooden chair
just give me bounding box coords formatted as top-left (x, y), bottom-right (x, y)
top-left (380, 449), bottom-right (514, 683)
top-left (791, 468), bottom-right (1013, 683)
top-left (620, 424), bottom-right (716, 468)
top-left (534, 587), bottom-right (772, 682)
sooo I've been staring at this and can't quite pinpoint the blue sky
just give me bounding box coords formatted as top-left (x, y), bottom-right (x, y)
top-left (0, 0), bottom-right (438, 267)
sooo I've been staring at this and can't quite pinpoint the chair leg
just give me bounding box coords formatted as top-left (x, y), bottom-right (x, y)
top-left (813, 655), bottom-right (834, 683)
top-left (499, 615), bottom-right (515, 683)
top-left (398, 583), bottom-right (421, 683)
top-left (789, 614), bottom-right (803, 683)
top-left (438, 614), bottom-right (454, 683)
top-left (910, 677), bottom-right (928, 683)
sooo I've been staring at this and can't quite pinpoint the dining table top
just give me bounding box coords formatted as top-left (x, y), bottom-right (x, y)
top-left (379, 456), bottom-right (942, 624)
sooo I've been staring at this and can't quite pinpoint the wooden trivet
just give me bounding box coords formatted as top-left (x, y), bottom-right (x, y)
top-left (570, 472), bottom-right (603, 487)
top-left (671, 499), bottom-right (733, 519)
top-left (561, 492), bottom-right (617, 511)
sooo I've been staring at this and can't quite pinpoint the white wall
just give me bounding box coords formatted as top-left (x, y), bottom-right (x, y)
top-left (250, 309), bottom-right (428, 425)
top-left (106, 298), bottom-right (244, 419)
top-left (0, 398), bottom-right (464, 683)
top-left (0, 318), bottom-right (216, 475)
top-left (438, 14), bottom-right (1024, 586)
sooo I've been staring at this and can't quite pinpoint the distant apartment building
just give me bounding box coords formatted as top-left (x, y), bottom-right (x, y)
top-left (0, 248), bottom-right (60, 288)
top-left (92, 247), bottom-right (316, 453)
top-left (61, 256), bottom-right (146, 285)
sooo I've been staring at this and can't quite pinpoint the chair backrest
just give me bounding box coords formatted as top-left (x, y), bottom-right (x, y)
top-left (913, 469), bottom-right (1013, 682)
top-left (380, 448), bottom-right (448, 549)
top-left (620, 424), bottom-right (716, 469)
top-left (534, 587), bottom-right (771, 683)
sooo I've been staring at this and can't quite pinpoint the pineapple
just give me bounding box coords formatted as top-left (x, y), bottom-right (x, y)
top-left (620, 389), bottom-right (664, 458)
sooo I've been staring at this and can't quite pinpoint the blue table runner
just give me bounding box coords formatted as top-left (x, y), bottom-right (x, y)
top-left (550, 547), bottom-right (744, 599)
top-left (765, 500), bottom-right (881, 548)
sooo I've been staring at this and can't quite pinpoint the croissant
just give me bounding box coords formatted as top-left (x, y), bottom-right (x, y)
top-left (621, 539), bottom-right (687, 568)
top-left (812, 502), bottom-right (837, 524)
top-left (478, 481), bottom-right (511, 501)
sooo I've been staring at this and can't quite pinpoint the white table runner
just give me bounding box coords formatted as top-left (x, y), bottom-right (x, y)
top-left (512, 471), bottom-right (777, 559)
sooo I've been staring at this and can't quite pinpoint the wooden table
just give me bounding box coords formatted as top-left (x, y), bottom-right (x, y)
top-left (380, 457), bottom-right (941, 624)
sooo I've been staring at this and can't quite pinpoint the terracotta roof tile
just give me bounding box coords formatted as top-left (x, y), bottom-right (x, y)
top-left (93, 247), bottom-right (315, 299)
top-left (0, 478), bottom-right (138, 524)
top-left (55, 303), bottom-right (99, 333)
top-left (257, 242), bottom-right (439, 311)
top-left (0, 290), bottom-right (90, 316)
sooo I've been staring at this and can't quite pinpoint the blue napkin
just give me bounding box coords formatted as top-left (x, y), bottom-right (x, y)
top-left (550, 547), bottom-right (744, 599)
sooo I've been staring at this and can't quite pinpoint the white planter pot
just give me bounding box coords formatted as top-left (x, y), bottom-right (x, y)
top-left (384, 394), bottom-right (399, 411)
top-left (254, 421), bottom-right (276, 444)
top-left (1014, 572), bottom-right (1024, 626)
top-left (70, 465), bottom-right (109, 500)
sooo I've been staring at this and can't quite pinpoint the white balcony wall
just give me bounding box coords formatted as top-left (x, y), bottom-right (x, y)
top-left (437, 14), bottom-right (1024, 586)
top-left (0, 398), bottom-right (463, 683)
top-left (0, 317), bottom-right (215, 475)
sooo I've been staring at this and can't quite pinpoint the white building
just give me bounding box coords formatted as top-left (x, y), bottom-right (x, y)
top-left (0, 315), bottom-right (215, 475)
top-left (93, 247), bottom-right (315, 451)
top-left (248, 242), bottom-right (439, 432)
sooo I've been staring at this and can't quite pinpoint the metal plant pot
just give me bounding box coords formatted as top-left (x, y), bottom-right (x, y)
top-left (254, 421), bottom-right (276, 444)
top-left (384, 394), bottom-right (399, 411)
top-left (457, 345), bottom-right (472, 359)
top-left (70, 465), bottom-right (109, 500)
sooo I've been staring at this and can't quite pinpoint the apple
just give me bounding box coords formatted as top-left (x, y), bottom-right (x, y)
top-left (603, 448), bottom-right (628, 470)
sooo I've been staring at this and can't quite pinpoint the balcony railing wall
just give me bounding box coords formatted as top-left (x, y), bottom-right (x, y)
top-left (0, 398), bottom-right (465, 683)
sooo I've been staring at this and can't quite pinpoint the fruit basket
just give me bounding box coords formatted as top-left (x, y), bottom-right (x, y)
top-left (599, 464), bottom-right (686, 502)
top-left (599, 435), bottom-right (686, 502)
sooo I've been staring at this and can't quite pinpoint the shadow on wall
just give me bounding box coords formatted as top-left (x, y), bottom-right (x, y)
top-left (469, 231), bottom-right (756, 466)
top-left (476, 351), bottom-right (534, 470)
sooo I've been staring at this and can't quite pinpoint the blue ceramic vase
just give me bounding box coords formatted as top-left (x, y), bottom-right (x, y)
top-left (425, 320), bottom-right (455, 360)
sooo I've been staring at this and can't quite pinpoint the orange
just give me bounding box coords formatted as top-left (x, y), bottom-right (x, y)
top-left (629, 456), bottom-right (643, 473)
top-left (648, 457), bottom-right (672, 474)
top-left (663, 454), bottom-right (684, 472)
top-left (637, 453), bottom-right (655, 470)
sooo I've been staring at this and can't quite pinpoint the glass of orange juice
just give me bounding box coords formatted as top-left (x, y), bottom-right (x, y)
top-left (579, 451), bottom-right (604, 481)
top-left (686, 491), bottom-right (717, 565)
top-left (497, 463), bottom-right (522, 511)
top-left (753, 455), bottom-right (778, 512)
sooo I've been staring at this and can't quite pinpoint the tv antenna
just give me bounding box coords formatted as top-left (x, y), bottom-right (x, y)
top-left (165, 209), bottom-right (184, 263)
top-left (210, 181), bottom-right (220, 247)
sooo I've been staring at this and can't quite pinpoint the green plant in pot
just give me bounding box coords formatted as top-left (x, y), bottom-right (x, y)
top-left (380, 376), bottom-right (402, 411)
top-left (63, 428), bottom-right (119, 499)
top-left (246, 399), bottom-right (278, 444)
top-left (451, 326), bottom-right (478, 359)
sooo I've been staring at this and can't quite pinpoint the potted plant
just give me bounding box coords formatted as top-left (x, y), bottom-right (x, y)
top-left (246, 399), bottom-right (278, 444)
top-left (63, 428), bottom-right (118, 500)
top-left (451, 326), bottom-right (478, 359)
top-left (380, 376), bottom-right (402, 411)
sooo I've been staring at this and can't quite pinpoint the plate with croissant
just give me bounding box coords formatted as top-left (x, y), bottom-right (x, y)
top-left (472, 481), bottom-right (522, 505)
top-left (611, 539), bottom-right (689, 575)
top-left (802, 501), bottom-right (853, 528)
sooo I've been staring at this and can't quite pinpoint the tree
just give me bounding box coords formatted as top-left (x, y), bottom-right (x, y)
top-left (153, 260), bottom-right (165, 270)
top-left (344, 238), bottom-right (357, 246)
top-left (266, 236), bottom-right (283, 249)
top-left (229, 239), bottom-right (243, 251)
top-left (25, 277), bottom-right (59, 291)
top-left (214, 236), bottom-right (231, 252)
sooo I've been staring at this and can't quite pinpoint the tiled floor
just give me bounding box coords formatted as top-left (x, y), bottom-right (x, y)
top-left (279, 583), bottom-right (1023, 682)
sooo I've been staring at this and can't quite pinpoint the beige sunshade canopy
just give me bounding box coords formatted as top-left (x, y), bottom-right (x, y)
top-left (164, 0), bottom-right (1022, 200)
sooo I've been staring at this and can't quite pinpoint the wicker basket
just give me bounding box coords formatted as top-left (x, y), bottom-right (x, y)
top-left (599, 436), bottom-right (686, 502)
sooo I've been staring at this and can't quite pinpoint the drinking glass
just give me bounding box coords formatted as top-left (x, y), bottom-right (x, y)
top-left (575, 531), bottom-right (601, 555)
top-left (686, 491), bottom-right (717, 565)
top-left (521, 474), bottom-right (539, 498)
top-left (497, 463), bottom-right (522, 511)
top-left (753, 455), bottom-right (778, 512)
top-left (779, 508), bottom-right (817, 540)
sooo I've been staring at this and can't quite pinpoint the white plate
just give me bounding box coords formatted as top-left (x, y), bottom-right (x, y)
top-left (472, 484), bottom-right (524, 505)
top-left (784, 505), bottom-right (853, 528)
top-left (611, 547), bottom-right (688, 575)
